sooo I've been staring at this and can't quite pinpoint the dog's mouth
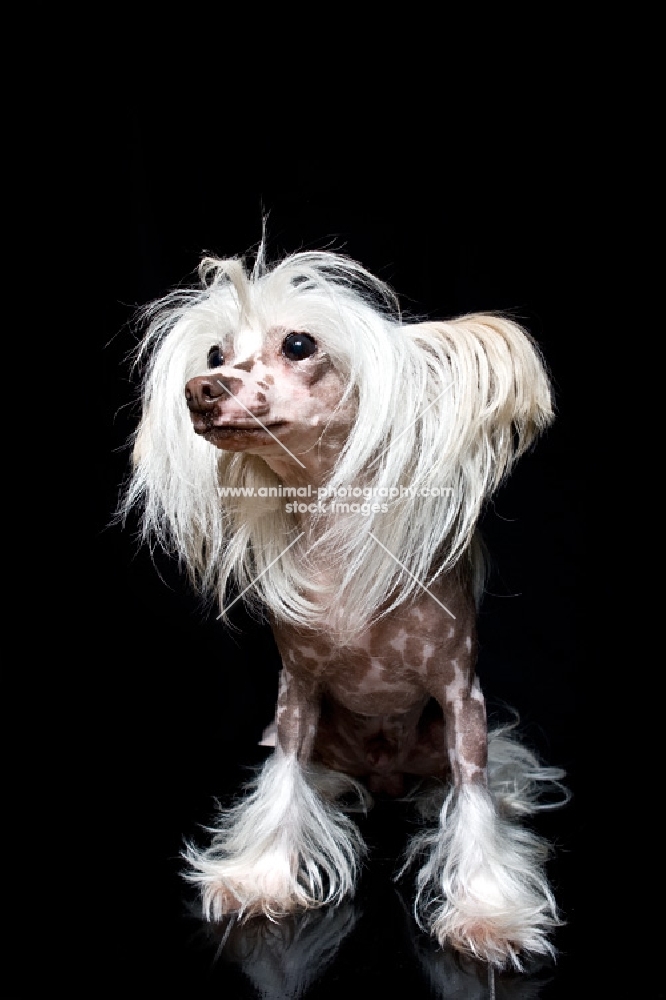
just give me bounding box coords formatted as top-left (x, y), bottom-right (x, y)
top-left (200, 421), bottom-right (288, 439)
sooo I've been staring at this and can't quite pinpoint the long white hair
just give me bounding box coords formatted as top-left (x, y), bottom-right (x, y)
top-left (123, 249), bottom-right (553, 636)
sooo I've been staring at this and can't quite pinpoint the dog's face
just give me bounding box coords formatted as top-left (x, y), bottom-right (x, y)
top-left (184, 323), bottom-right (356, 465)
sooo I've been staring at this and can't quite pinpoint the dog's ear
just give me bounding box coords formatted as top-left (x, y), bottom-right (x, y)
top-left (411, 314), bottom-right (553, 497)
top-left (452, 312), bottom-right (552, 449)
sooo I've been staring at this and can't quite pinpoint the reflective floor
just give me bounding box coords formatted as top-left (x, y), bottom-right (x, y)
top-left (81, 794), bottom-right (578, 999)
top-left (60, 531), bottom-right (581, 998)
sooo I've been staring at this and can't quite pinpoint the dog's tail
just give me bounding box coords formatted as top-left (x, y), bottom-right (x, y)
top-left (486, 725), bottom-right (569, 816)
top-left (410, 724), bottom-right (569, 821)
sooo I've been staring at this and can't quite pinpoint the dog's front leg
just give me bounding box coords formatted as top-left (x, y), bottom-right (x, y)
top-left (186, 667), bottom-right (364, 921)
top-left (412, 668), bottom-right (558, 969)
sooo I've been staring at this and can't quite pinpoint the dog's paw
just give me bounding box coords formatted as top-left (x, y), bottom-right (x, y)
top-left (434, 917), bottom-right (525, 969)
top-left (408, 783), bottom-right (559, 969)
top-left (201, 880), bottom-right (244, 919)
top-left (429, 904), bottom-right (557, 970)
top-left (201, 877), bottom-right (311, 922)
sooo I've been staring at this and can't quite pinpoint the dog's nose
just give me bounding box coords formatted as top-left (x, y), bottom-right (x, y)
top-left (185, 375), bottom-right (243, 412)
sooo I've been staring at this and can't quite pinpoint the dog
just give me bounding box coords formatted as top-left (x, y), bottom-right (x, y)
top-left (123, 247), bottom-right (566, 969)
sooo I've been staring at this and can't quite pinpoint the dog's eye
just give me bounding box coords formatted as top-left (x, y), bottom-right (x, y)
top-left (282, 332), bottom-right (317, 361)
top-left (207, 346), bottom-right (225, 368)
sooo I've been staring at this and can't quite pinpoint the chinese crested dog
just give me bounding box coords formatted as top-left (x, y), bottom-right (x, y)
top-left (123, 248), bottom-right (566, 969)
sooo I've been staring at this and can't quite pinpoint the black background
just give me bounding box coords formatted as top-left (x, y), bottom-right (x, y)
top-left (77, 92), bottom-right (581, 998)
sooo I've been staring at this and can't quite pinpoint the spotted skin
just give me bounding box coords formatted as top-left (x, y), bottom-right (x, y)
top-left (271, 568), bottom-right (485, 796)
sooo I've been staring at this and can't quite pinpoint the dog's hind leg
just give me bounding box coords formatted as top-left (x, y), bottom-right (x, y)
top-left (185, 668), bottom-right (365, 921)
top-left (406, 668), bottom-right (560, 969)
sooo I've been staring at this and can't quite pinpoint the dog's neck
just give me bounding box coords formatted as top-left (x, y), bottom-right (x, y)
top-left (261, 452), bottom-right (333, 542)
top-left (261, 430), bottom-right (347, 494)
top-left (262, 454), bottom-right (327, 488)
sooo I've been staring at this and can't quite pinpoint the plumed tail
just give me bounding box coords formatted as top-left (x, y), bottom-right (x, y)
top-left (487, 726), bottom-right (569, 816)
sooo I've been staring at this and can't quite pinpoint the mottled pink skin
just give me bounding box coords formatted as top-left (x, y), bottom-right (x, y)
top-left (185, 327), bottom-right (488, 796)
top-left (272, 573), bottom-right (484, 797)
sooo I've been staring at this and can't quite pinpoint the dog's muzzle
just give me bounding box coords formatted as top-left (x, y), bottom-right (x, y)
top-left (185, 375), bottom-right (243, 414)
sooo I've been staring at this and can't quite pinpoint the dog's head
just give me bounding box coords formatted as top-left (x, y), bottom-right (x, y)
top-left (181, 312), bottom-right (356, 480)
top-left (125, 250), bottom-right (553, 632)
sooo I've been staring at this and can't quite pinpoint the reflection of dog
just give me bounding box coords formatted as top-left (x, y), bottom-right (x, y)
top-left (124, 248), bottom-right (565, 968)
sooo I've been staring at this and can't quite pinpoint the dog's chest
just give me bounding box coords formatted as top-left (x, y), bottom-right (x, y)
top-left (271, 580), bottom-right (476, 717)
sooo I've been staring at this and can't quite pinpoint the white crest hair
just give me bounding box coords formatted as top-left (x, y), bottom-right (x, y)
top-left (123, 249), bottom-right (553, 634)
